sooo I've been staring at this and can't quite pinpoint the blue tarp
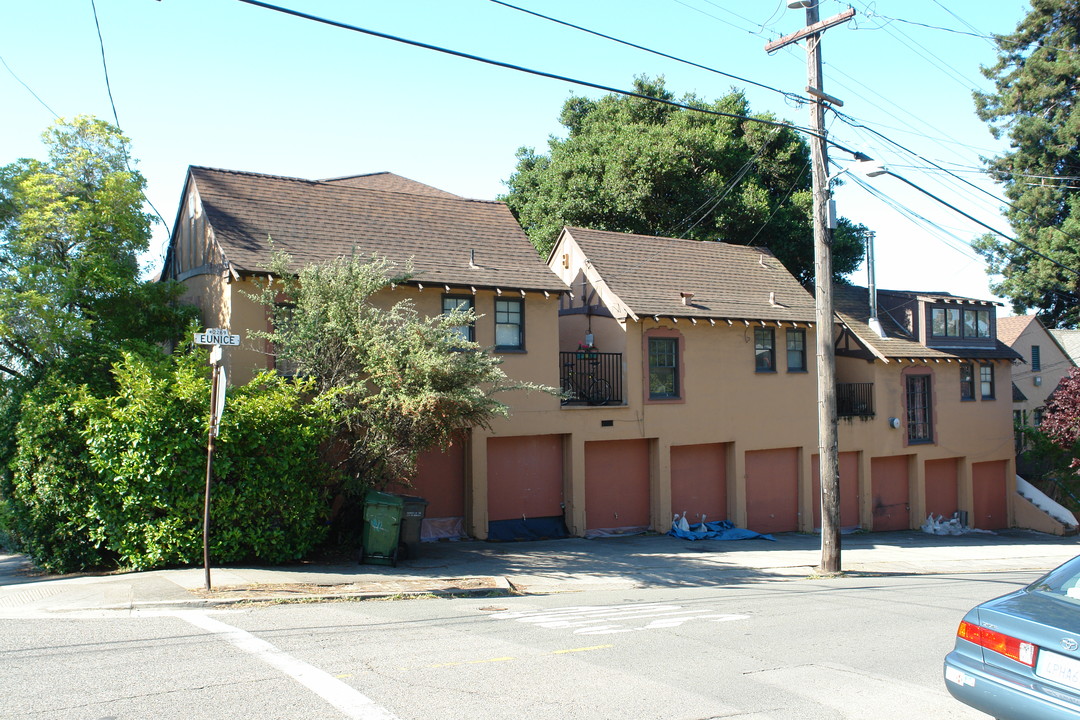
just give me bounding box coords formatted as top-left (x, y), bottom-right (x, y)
top-left (668, 520), bottom-right (775, 542)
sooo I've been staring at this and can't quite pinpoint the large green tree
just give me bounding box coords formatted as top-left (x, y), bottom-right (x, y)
top-left (501, 76), bottom-right (867, 283)
top-left (0, 116), bottom-right (190, 380)
top-left (0, 117), bottom-right (196, 563)
top-left (973, 0), bottom-right (1080, 326)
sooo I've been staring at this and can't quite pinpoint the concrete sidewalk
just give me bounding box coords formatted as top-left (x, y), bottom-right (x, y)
top-left (1, 528), bottom-right (1078, 616)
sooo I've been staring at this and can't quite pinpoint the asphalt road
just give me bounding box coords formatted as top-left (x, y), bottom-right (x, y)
top-left (2, 571), bottom-right (1029, 719)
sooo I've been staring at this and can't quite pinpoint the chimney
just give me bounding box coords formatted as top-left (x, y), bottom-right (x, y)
top-left (865, 230), bottom-right (886, 338)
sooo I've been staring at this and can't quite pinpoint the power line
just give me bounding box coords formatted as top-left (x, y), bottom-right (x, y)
top-left (831, 109), bottom-right (1080, 253)
top-left (0, 54), bottom-right (59, 119)
top-left (233, 0), bottom-right (875, 160)
top-left (88, 0), bottom-right (172, 241)
top-left (668, 0), bottom-right (774, 40)
top-left (90, 0), bottom-right (120, 128)
top-left (489, 0), bottom-right (808, 103)
top-left (878, 170), bottom-right (1080, 280)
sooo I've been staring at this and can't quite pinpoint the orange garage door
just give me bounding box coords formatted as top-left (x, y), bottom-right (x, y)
top-left (925, 458), bottom-right (960, 521)
top-left (670, 443), bottom-right (728, 525)
top-left (585, 439), bottom-right (650, 533)
top-left (488, 435), bottom-right (564, 520)
top-left (812, 451), bottom-right (860, 530)
top-left (745, 448), bottom-right (799, 534)
top-left (972, 460), bottom-right (1008, 530)
top-left (871, 455), bottom-right (910, 531)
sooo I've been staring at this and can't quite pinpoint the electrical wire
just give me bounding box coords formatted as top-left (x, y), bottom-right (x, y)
top-left (89, 0), bottom-right (172, 241)
top-left (668, 0), bottom-right (774, 39)
top-left (489, 0), bottom-right (808, 103)
top-left (831, 109), bottom-right (1080, 252)
top-left (0, 54), bottom-right (60, 119)
top-left (846, 174), bottom-right (985, 264)
top-left (90, 0), bottom-right (120, 129)
top-left (233, 0), bottom-right (875, 160)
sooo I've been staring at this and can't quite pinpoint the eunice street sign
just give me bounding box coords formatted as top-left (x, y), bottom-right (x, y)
top-left (194, 328), bottom-right (240, 346)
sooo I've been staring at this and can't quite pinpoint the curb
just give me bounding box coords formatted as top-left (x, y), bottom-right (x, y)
top-left (121, 575), bottom-right (516, 610)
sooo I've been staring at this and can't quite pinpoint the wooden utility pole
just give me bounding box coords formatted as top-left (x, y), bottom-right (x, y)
top-left (766, 5), bottom-right (853, 574)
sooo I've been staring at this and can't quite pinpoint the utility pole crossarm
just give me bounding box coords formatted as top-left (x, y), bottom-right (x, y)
top-left (764, 8), bottom-right (855, 53)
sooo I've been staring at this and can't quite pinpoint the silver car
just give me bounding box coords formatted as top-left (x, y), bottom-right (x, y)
top-left (945, 555), bottom-right (1080, 718)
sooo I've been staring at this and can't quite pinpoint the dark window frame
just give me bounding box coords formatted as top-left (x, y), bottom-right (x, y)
top-left (905, 372), bottom-right (934, 444)
top-left (931, 307), bottom-right (962, 338)
top-left (648, 336), bottom-right (680, 400)
top-left (441, 293), bottom-right (475, 343)
top-left (1032, 344), bottom-right (1041, 372)
top-left (494, 297), bottom-right (525, 352)
top-left (959, 362), bottom-right (975, 401)
top-left (786, 328), bottom-right (807, 372)
top-left (930, 305), bottom-right (991, 339)
top-left (980, 362), bottom-right (995, 399)
top-left (755, 327), bottom-right (776, 373)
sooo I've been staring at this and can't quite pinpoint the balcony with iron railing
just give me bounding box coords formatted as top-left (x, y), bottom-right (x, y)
top-left (837, 382), bottom-right (874, 418)
top-left (559, 351), bottom-right (623, 406)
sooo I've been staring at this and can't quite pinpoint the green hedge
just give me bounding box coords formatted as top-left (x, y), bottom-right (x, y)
top-left (5, 350), bottom-right (334, 572)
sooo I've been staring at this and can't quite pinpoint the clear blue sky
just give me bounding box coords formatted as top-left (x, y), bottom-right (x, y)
top-left (0, 0), bottom-right (1032, 305)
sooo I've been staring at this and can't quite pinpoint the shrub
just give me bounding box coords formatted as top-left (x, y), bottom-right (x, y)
top-left (82, 351), bottom-right (333, 570)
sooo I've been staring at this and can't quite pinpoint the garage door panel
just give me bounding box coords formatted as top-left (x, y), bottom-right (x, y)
top-left (487, 435), bottom-right (564, 521)
top-left (746, 448), bottom-right (799, 534)
top-left (973, 460), bottom-right (1008, 530)
top-left (671, 443), bottom-right (728, 524)
top-left (925, 458), bottom-right (959, 521)
top-left (812, 452), bottom-right (860, 529)
top-left (871, 456), bottom-right (910, 531)
top-left (391, 443), bottom-right (465, 519)
top-left (585, 439), bottom-right (650, 531)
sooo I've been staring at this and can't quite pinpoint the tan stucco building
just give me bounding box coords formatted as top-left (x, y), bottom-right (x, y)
top-left (161, 167), bottom-right (1062, 541)
top-left (998, 315), bottom-right (1077, 432)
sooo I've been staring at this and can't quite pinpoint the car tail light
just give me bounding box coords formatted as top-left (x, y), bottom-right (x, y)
top-left (958, 620), bottom-right (1038, 667)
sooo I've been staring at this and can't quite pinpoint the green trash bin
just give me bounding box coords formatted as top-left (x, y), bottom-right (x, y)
top-left (361, 491), bottom-right (405, 566)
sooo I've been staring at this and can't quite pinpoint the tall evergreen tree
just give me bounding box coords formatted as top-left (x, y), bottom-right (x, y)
top-left (973, 0), bottom-right (1080, 326)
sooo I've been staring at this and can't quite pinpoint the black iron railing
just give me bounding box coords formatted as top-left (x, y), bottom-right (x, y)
top-left (837, 382), bottom-right (874, 418)
top-left (559, 351), bottom-right (623, 406)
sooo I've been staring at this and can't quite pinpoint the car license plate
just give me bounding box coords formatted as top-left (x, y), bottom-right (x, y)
top-left (1037, 649), bottom-right (1080, 690)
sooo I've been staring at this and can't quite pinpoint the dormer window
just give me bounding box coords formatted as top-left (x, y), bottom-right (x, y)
top-left (931, 306), bottom-right (990, 339)
top-left (932, 307), bottom-right (961, 337)
top-left (963, 309), bottom-right (991, 338)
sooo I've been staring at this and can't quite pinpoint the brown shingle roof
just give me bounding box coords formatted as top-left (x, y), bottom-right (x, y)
top-left (318, 172), bottom-right (461, 199)
top-left (559, 227), bottom-right (817, 323)
top-left (995, 314), bottom-right (1036, 346)
top-left (1050, 329), bottom-right (1080, 364)
top-left (189, 166), bottom-right (565, 292)
top-left (833, 285), bottom-right (1020, 362)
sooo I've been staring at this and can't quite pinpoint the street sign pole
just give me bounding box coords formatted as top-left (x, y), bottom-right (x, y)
top-left (203, 359), bottom-right (219, 591)
top-left (194, 329), bottom-right (239, 592)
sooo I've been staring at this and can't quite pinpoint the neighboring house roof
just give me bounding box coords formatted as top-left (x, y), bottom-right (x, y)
top-left (1013, 382), bottom-right (1028, 402)
top-left (1049, 328), bottom-right (1080, 366)
top-left (999, 315), bottom-right (1078, 370)
top-left (833, 285), bottom-right (1020, 362)
top-left (172, 166), bottom-right (565, 292)
top-left (553, 227), bottom-right (817, 324)
top-left (996, 314), bottom-right (1036, 346)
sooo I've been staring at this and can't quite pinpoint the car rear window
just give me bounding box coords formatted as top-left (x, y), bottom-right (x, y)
top-left (1031, 558), bottom-right (1080, 601)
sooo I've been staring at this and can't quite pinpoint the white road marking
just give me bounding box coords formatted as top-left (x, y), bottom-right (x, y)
top-left (173, 610), bottom-right (399, 720)
top-left (490, 603), bottom-right (749, 635)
